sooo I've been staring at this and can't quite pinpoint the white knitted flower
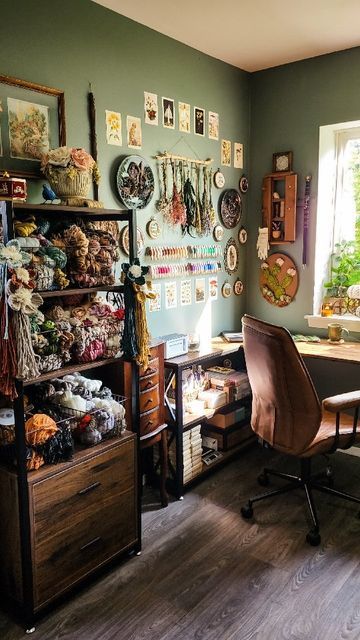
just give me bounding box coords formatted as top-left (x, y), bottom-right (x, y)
top-left (276, 257), bottom-right (284, 267)
top-left (129, 264), bottom-right (142, 278)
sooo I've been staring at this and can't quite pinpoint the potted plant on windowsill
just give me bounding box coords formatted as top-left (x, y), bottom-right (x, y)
top-left (324, 241), bottom-right (360, 298)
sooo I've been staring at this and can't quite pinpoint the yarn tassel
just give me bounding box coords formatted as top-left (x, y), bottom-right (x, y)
top-left (134, 284), bottom-right (155, 369)
top-left (0, 299), bottom-right (17, 399)
top-left (12, 312), bottom-right (40, 380)
top-left (121, 276), bottom-right (138, 361)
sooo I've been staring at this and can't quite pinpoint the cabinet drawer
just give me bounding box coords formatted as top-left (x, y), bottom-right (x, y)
top-left (139, 406), bottom-right (161, 436)
top-left (32, 439), bottom-right (135, 544)
top-left (139, 357), bottom-right (159, 379)
top-left (139, 372), bottom-right (159, 392)
top-left (34, 489), bottom-right (137, 607)
top-left (139, 384), bottom-right (160, 414)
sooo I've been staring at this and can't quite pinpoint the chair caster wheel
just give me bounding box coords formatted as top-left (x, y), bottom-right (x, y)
top-left (241, 504), bottom-right (253, 519)
top-left (26, 628), bottom-right (36, 634)
top-left (257, 472), bottom-right (270, 487)
top-left (306, 529), bottom-right (321, 546)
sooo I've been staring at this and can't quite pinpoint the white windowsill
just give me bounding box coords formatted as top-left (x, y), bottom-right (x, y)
top-left (305, 314), bottom-right (360, 332)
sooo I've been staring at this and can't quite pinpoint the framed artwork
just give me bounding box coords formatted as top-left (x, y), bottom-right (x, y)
top-left (213, 224), bottom-right (224, 242)
top-left (126, 116), bottom-right (142, 149)
top-left (144, 91), bottom-right (158, 126)
top-left (233, 279), bottom-right (244, 295)
top-left (178, 102), bottom-right (191, 133)
top-left (180, 279), bottom-right (192, 306)
top-left (195, 278), bottom-right (205, 303)
top-left (0, 74), bottom-right (66, 179)
top-left (220, 189), bottom-right (242, 228)
top-left (165, 281), bottom-right (177, 309)
top-left (148, 283), bottom-right (161, 313)
top-left (209, 276), bottom-right (218, 301)
top-left (260, 252), bottom-right (298, 307)
top-left (221, 140), bottom-right (231, 167)
top-left (214, 169), bottom-right (225, 189)
top-left (194, 107), bottom-right (205, 136)
top-left (234, 142), bottom-right (243, 169)
top-left (224, 238), bottom-right (239, 275)
top-left (238, 226), bottom-right (248, 244)
top-left (239, 175), bottom-right (248, 193)
top-left (208, 111), bottom-right (219, 140)
top-left (162, 97), bottom-right (175, 129)
top-left (105, 110), bottom-right (122, 146)
top-left (222, 282), bottom-right (232, 298)
top-left (272, 151), bottom-right (293, 173)
top-left (119, 225), bottom-right (144, 256)
top-left (146, 217), bottom-right (161, 239)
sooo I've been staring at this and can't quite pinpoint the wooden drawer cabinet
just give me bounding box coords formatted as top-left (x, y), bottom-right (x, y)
top-left (139, 384), bottom-right (160, 414)
top-left (0, 433), bottom-right (138, 611)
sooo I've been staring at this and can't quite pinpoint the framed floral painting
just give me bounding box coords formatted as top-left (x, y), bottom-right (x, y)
top-left (0, 74), bottom-right (66, 179)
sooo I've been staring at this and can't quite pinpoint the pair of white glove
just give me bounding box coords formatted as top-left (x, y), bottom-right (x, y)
top-left (256, 227), bottom-right (269, 260)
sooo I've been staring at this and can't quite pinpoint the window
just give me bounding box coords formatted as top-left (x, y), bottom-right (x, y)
top-left (310, 120), bottom-right (360, 330)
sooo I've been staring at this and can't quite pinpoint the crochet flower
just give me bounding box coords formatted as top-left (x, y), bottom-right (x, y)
top-left (71, 148), bottom-right (95, 171)
top-left (122, 258), bottom-right (149, 285)
top-left (15, 267), bottom-right (31, 285)
top-left (275, 257), bottom-right (284, 267)
top-left (7, 288), bottom-right (43, 315)
top-left (0, 240), bottom-right (31, 269)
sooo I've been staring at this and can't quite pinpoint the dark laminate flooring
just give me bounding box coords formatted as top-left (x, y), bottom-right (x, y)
top-left (2, 444), bottom-right (360, 639)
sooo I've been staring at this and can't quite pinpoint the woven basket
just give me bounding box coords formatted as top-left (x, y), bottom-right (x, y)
top-left (47, 168), bottom-right (92, 198)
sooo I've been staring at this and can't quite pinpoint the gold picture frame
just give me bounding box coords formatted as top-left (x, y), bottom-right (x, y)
top-left (0, 74), bottom-right (66, 179)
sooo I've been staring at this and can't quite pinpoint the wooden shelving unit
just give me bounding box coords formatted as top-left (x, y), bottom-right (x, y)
top-left (262, 171), bottom-right (297, 244)
top-left (0, 200), bottom-right (140, 629)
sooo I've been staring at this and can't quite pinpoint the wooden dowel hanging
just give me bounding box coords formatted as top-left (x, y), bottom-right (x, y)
top-left (155, 152), bottom-right (213, 166)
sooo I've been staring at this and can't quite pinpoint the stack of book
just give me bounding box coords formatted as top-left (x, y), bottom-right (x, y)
top-left (168, 425), bottom-right (203, 483)
top-left (206, 366), bottom-right (251, 402)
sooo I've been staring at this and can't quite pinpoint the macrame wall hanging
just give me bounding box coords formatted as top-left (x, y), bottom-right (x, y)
top-left (121, 258), bottom-right (155, 369)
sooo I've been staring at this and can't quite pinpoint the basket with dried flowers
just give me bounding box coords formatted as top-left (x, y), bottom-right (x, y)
top-left (41, 146), bottom-right (100, 199)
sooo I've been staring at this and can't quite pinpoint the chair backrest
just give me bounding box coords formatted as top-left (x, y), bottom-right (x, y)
top-left (242, 315), bottom-right (322, 455)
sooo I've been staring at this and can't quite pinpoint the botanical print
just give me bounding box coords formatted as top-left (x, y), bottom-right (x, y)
top-left (105, 110), bottom-right (122, 146)
top-left (221, 139), bottom-right (231, 167)
top-left (8, 97), bottom-right (49, 161)
top-left (127, 115), bottom-right (142, 149)
top-left (209, 276), bottom-right (218, 301)
top-left (234, 142), bottom-right (243, 169)
top-left (208, 111), bottom-right (219, 140)
top-left (194, 107), bottom-right (205, 136)
top-left (180, 279), bottom-right (192, 306)
top-left (144, 91), bottom-right (158, 126)
top-left (178, 101), bottom-right (191, 133)
top-left (195, 278), bottom-right (205, 303)
top-left (162, 97), bottom-right (175, 129)
top-left (165, 281), bottom-right (177, 309)
top-left (148, 283), bottom-right (161, 312)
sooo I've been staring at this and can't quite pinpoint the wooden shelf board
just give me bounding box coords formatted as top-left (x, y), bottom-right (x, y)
top-left (1, 431), bottom-right (135, 484)
top-left (13, 202), bottom-right (132, 221)
top-left (269, 240), bottom-right (294, 245)
top-left (22, 356), bottom-right (123, 386)
top-left (39, 284), bottom-right (123, 298)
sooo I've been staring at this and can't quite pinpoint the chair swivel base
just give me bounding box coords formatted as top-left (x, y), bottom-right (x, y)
top-left (240, 459), bottom-right (360, 546)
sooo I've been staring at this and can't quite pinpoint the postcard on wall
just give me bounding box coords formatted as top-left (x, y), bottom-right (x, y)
top-left (194, 107), bottom-right (205, 136)
top-left (234, 142), bottom-right (243, 169)
top-left (165, 281), bottom-right (177, 309)
top-left (162, 97), bottom-right (175, 129)
top-left (180, 279), bottom-right (192, 306)
top-left (105, 110), bottom-right (122, 146)
top-left (209, 276), bottom-right (218, 301)
top-left (178, 101), bottom-right (191, 133)
top-left (8, 98), bottom-right (49, 161)
top-left (144, 91), bottom-right (158, 126)
top-left (221, 139), bottom-right (231, 167)
top-left (127, 115), bottom-right (142, 149)
top-left (195, 277), bottom-right (206, 303)
top-left (148, 283), bottom-right (161, 313)
top-left (208, 111), bottom-right (219, 140)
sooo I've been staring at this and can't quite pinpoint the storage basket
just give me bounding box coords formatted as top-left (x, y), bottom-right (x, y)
top-left (46, 168), bottom-right (92, 198)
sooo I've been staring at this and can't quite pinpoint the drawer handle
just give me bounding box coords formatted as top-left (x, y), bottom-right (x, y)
top-left (146, 420), bottom-right (153, 428)
top-left (143, 381), bottom-right (153, 389)
top-left (144, 367), bottom-right (157, 376)
top-left (144, 398), bottom-right (153, 407)
top-left (78, 481), bottom-right (101, 496)
top-left (80, 536), bottom-right (102, 552)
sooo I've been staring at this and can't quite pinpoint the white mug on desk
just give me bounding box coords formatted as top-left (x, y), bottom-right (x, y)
top-left (327, 323), bottom-right (349, 343)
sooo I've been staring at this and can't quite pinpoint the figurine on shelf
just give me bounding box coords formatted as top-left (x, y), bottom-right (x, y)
top-left (42, 184), bottom-right (58, 204)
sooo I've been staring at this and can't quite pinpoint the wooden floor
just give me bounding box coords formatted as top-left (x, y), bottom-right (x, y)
top-left (2, 444), bottom-right (360, 639)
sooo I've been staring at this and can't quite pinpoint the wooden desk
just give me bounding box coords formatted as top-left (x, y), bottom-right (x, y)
top-left (295, 339), bottom-right (360, 365)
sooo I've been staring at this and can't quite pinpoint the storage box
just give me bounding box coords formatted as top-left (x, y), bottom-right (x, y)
top-left (0, 175), bottom-right (26, 201)
top-left (206, 405), bottom-right (247, 429)
top-left (201, 422), bottom-right (254, 451)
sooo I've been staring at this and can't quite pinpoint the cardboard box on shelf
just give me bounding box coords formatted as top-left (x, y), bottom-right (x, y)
top-left (206, 405), bottom-right (248, 429)
top-left (201, 422), bottom-right (254, 451)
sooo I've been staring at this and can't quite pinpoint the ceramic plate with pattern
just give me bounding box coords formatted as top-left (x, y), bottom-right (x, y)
top-left (219, 189), bottom-right (242, 229)
top-left (116, 155), bottom-right (154, 210)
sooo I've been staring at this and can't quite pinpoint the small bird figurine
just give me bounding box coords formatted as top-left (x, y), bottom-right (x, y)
top-left (42, 183), bottom-right (57, 204)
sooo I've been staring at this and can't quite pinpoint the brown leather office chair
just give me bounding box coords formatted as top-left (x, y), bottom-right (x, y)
top-left (241, 314), bottom-right (360, 545)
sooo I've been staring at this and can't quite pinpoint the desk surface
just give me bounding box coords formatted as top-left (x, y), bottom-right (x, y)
top-left (164, 337), bottom-right (360, 367)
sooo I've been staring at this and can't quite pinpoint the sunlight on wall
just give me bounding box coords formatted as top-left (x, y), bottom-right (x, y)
top-left (195, 296), bottom-right (212, 347)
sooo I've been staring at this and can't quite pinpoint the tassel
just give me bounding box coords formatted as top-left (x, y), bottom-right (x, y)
top-left (134, 284), bottom-right (155, 369)
top-left (0, 299), bottom-right (17, 399)
top-left (121, 276), bottom-right (138, 361)
top-left (12, 312), bottom-right (40, 380)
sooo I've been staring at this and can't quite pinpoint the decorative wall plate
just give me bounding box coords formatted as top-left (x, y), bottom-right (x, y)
top-left (213, 224), bottom-right (224, 242)
top-left (219, 189), bottom-right (242, 229)
top-left (239, 175), bottom-right (248, 193)
top-left (222, 282), bottom-right (232, 298)
top-left (233, 279), bottom-right (244, 295)
top-left (259, 252), bottom-right (298, 307)
top-left (146, 218), bottom-right (161, 239)
top-left (224, 238), bottom-right (239, 275)
top-left (116, 155), bottom-right (154, 209)
top-left (238, 226), bottom-right (247, 244)
top-left (119, 225), bottom-right (144, 256)
top-left (214, 169), bottom-right (225, 189)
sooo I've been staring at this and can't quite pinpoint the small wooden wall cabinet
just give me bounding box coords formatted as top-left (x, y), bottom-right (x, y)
top-left (262, 171), bottom-right (297, 244)
top-left (0, 434), bottom-right (138, 612)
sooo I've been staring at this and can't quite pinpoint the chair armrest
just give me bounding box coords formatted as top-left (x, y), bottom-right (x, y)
top-left (323, 390), bottom-right (360, 413)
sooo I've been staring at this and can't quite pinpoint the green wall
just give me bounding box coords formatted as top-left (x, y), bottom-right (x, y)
top-left (247, 47), bottom-right (360, 335)
top-left (1, 0), bottom-right (250, 341)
